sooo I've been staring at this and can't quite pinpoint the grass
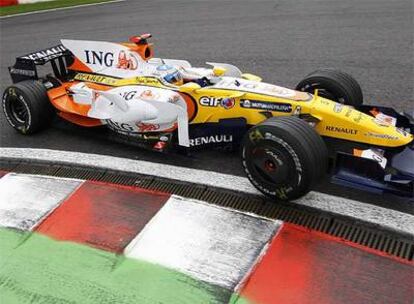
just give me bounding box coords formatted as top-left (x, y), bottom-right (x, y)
top-left (0, 228), bottom-right (231, 304)
top-left (0, 0), bottom-right (115, 16)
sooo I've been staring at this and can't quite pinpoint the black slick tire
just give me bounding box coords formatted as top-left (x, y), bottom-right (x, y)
top-left (242, 116), bottom-right (328, 201)
top-left (295, 68), bottom-right (363, 107)
top-left (2, 80), bottom-right (54, 134)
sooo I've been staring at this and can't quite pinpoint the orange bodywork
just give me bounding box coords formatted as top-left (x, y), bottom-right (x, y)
top-left (48, 84), bottom-right (90, 116)
top-left (57, 112), bottom-right (102, 127)
top-left (47, 82), bottom-right (107, 127)
top-left (179, 93), bottom-right (197, 122)
top-left (120, 42), bottom-right (154, 61)
top-left (67, 58), bottom-right (92, 73)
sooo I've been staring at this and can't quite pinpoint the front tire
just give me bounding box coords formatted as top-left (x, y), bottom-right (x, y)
top-left (2, 80), bottom-right (54, 134)
top-left (295, 68), bottom-right (363, 107)
top-left (242, 116), bottom-right (328, 201)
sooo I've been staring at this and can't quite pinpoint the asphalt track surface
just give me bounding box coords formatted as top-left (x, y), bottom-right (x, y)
top-left (0, 0), bottom-right (413, 213)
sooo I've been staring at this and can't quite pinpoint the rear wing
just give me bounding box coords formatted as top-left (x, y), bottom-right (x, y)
top-left (8, 45), bottom-right (73, 83)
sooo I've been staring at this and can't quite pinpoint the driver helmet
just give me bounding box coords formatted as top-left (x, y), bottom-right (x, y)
top-left (156, 64), bottom-right (183, 85)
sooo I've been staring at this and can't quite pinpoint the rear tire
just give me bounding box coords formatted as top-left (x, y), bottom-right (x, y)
top-left (295, 68), bottom-right (363, 107)
top-left (242, 116), bottom-right (328, 201)
top-left (2, 80), bottom-right (54, 134)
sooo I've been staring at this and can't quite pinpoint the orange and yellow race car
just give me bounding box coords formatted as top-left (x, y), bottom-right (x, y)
top-left (2, 34), bottom-right (413, 200)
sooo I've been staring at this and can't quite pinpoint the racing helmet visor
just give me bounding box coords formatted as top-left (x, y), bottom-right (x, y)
top-left (164, 70), bottom-right (183, 85)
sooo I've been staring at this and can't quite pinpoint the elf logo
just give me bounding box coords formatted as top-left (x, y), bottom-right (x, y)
top-left (199, 96), bottom-right (235, 109)
top-left (199, 96), bottom-right (222, 107)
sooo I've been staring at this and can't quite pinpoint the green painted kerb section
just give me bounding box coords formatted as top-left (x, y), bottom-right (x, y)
top-left (0, 0), bottom-right (114, 17)
top-left (0, 228), bottom-right (231, 304)
top-left (229, 293), bottom-right (253, 304)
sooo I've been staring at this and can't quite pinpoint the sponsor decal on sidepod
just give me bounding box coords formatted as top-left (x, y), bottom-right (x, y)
top-left (199, 96), bottom-right (235, 109)
top-left (190, 135), bottom-right (233, 146)
top-left (240, 99), bottom-right (292, 113)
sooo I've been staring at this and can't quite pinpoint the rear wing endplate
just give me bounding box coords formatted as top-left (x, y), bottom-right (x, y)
top-left (8, 44), bottom-right (72, 83)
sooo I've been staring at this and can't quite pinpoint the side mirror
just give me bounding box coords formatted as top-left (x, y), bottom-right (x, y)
top-left (179, 82), bottom-right (201, 93)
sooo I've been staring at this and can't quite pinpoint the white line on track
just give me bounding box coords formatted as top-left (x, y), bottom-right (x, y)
top-left (0, 147), bottom-right (413, 236)
top-left (0, 0), bottom-right (125, 20)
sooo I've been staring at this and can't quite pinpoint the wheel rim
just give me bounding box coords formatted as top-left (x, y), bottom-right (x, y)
top-left (264, 159), bottom-right (276, 172)
top-left (250, 146), bottom-right (290, 185)
top-left (9, 95), bottom-right (29, 124)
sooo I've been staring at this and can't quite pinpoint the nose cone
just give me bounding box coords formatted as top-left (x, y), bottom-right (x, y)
top-left (312, 97), bottom-right (413, 148)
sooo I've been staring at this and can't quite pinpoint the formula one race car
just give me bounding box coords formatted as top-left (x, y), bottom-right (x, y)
top-left (3, 34), bottom-right (413, 200)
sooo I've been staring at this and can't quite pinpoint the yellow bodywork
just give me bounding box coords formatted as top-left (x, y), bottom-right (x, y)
top-left (310, 96), bottom-right (412, 147)
top-left (74, 73), bottom-right (413, 148)
top-left (180, 82), bottom-right (412, 148)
